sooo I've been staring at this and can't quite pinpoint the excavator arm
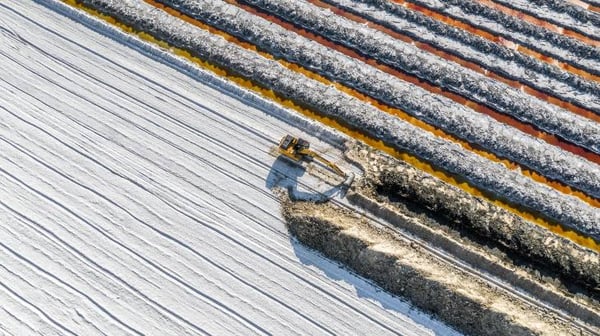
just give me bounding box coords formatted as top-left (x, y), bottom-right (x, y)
top-left (298, 149), bottom-right (346, 177)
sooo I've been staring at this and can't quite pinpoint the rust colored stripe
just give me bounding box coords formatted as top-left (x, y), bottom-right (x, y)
top-left (567, 0), bottom-right (600, 15)
top-left (68, 0), bottom-right (600, 250)
top-left (388, 0), bottom-right (600, 83)
top-left (230, 0), bottom-right (600, 165)
top-left (149, 0), bottom-right (600, 211)
top-left (309, 0), bottom-right (600, 123)
top-left (478, 0), bottom-right (600, 44)
top-left (568, 0), bottom-right (592, 9)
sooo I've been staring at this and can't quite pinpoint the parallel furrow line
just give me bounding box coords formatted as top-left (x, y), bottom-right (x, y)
top-left (0, 219), bottom-right (139, 334)
top-left (398, 0), bottom-right (600, 73)
top-left (321, 0), bottom-right (600, 118)
top-left (1, 87), bottom-right (389, 333)
top-left (0, 262), bottom-right (78, 336)
top-left (366, 0), bottom-right (600, 80)
top-left (239, 0), bottom-right (600, 155)
top-left (482, 0), bottom-right (600, 41)
top-left (60, 0), bottom-right (600, 251)
top-left (0, 111), bottom-right (270, 336)
top-left (153, 0), bottom-right (600, 207)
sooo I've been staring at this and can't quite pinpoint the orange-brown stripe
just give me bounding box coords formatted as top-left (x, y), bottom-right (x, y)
top-left (387, 0), bottom-right (600, 83)
top-left (148, 0), bottom-right (600, 210)
top-left (65, 0), bottom-right (600, 250)
top-left (477, 0), bottom-right (600, 44)
top-left (309, 0), bottom-right (600, 122)
top-left (227, 0), bottom-right (600, 164)
top-left (589, 4), bottom-right (600, 13)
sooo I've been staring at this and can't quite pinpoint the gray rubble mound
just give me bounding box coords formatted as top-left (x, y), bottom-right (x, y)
top-left (347, 143), bottom-right (600, 292)
top-left (282, 197), bottom-right (584, 335)
top-left (79, 0), bottom-right (600, 249)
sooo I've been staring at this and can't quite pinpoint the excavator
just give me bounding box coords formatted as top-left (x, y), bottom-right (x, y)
top-left (277, 134), bottom-right (354, 190)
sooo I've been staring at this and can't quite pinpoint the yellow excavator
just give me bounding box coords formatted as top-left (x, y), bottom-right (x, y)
top-left (278, 134), bottom-right (354, 188)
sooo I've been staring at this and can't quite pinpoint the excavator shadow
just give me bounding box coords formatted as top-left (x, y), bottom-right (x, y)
top-left (266, 156), bottom-right (348, 203)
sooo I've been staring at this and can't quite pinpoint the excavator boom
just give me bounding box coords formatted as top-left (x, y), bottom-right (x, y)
top-left (303, 151), bottom-right (346, 177)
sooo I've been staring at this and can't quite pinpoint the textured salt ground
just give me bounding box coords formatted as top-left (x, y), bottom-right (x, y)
top-left (81, 0), bottom-right (600, 239)
top-left (404, 0), bottom-right (600, 75)
top-left (161, 0), bottom-right (600, 200)
top-left (0, 1), bottom-right (460, 335)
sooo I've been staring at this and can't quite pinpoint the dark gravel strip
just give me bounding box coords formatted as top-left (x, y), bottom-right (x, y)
top-left (329, 0), bottom-right (600, 107)
top-left (77, 0), bottom-right (600, 244)
top-left (240, 0), bottom-right (600, 154)
top-left (409, 0), bottom-right (600, 73)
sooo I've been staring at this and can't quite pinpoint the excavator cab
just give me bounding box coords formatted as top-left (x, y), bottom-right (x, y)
top-left (277, 135), bottom-right (354, 189)
top-left (278, 135), bottom-right (311, 161)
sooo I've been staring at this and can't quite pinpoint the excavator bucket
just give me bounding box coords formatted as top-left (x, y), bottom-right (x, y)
top-left (337, 172), bottom-right (355, 198)
top-left (342, 172), bottom-right (355, 188)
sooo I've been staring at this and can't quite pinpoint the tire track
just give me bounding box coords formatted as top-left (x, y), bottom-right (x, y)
top-left (0, 30), bottom-right (412, 332)
top-left (0, 20), bottom-right (344, 220)
top-left (0, 105), bottom-right (331, 335)
top-left (0, 306), bottom-right (35, 336)
top-left (0, 263), bottom-right (78, 336)
top-left (0, 60), bottom-right (278, 334)
top-left (0, 232), bottom-right (114, 336)
top-left (0, 108), bottom-right (272, 336)
top-left (2, 2), bottom-right (458, 335)
top-left (1, 90), bottom-right (398, 335)
top-left (0, 255), bottom-right (115, 336)
top-left (1, 103), bottom-right (398, 336)
top-left (0, 175), bottom-right (200, 335)
top-left (15, 51), bottom-right (412, 328)
top-left (0, 282), bottom-right (63, 336)
top-left (2, 57), bottom-right (301, 245)
top-left (7, 1), bottom-right (596, 334)
top-left (0, 166), bottom-right (210, 336)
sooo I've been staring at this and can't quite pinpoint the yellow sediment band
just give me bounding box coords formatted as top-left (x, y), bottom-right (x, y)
top-left (145, 0), bottom-right (600, 210)
top-left (62, 0), bottom-right (600, 251)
